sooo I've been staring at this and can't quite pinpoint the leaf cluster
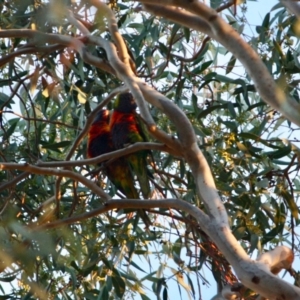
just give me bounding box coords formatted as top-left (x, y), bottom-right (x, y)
top-left (0, 1), bottom-right (299, 299)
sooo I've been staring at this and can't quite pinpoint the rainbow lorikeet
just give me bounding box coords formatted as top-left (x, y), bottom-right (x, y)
top-left (87, 109), bottom-right (151, 226)
top-left (87, 109), bottom-right (139, 198)
top-left (110, 92), bottom-right (152, 199)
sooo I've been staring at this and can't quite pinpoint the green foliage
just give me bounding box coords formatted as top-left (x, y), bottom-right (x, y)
top-left (0, 0), bottom-right (299, 299)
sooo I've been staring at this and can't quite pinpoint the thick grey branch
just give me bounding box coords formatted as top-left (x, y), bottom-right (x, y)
top-left (32, 197), bottom-right (300, 299)
top-left (139, 0), bottom-right (300, 127)
top-left (281, 0), bottom-right (300, 18)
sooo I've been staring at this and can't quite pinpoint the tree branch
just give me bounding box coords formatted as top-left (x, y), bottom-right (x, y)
top-left (30, 197), bottom-right (300, 298)
top-left (139, 0), bottom-right (300, 127)
top-left (0, 172), bottom-right (30, 192)
top-left (35, 142), bottom-right (182, 168)
top-left (85, 34), bottom-right (183, 154)
top-left (137, 69), bottom-right (300, 300)
top-left (0, 163), bottom-right (110, 202)
top-left (281, 0), bottom-right (300, 18)
top-left (31, 198), bottom-right (210, 230)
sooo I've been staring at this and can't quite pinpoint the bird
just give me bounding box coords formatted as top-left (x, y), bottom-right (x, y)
top-left (87, 109), bottom-right (140, 198)
top-left (87, 109), bottom-right (151, 226)
top-left (110, 92), bottom-right (152, 199)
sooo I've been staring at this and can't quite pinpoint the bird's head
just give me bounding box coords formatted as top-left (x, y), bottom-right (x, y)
top-left (114, 92), bottom-right (137, 113)
top-left (92, 109), bottom-right (110, 124)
